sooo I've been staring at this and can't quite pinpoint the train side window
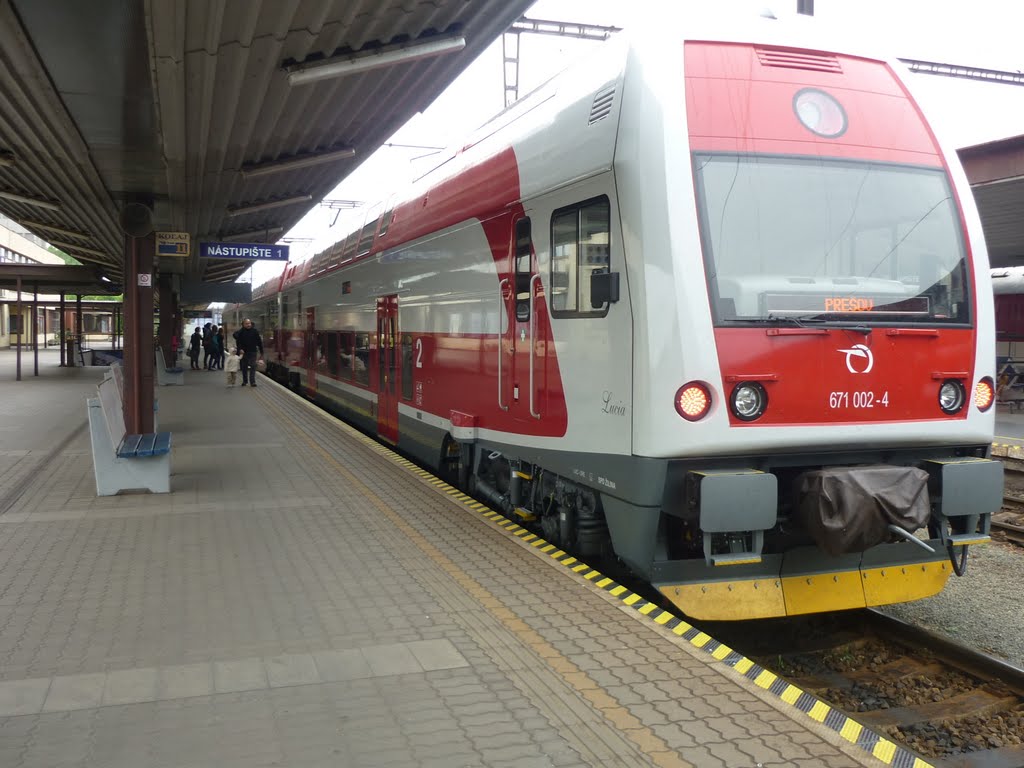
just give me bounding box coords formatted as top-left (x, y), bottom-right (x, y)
top-left (354, 332), bottom-right (370, 385)
top-left (339, 332), bottom-right (354, 380)
top-left (514, 218), bottom-right (532, 322)
top-left (326, 332), bottom-right (339, 376)
top-left (401, 334), bottom-right (414, 400)
top-left (550, 196), bottom-right (611, 317)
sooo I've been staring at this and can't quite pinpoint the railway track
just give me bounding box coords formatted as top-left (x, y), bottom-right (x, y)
top-left (707, 610), bottom-right (1024, 768)
top-left (999, 458), bottom-right (1024, 545)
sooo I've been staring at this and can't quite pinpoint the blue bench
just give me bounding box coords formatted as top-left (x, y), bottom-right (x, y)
top-left (155, 346), bottom-right (184, 386)
top-left (86, 365), bottom-right (172, 495)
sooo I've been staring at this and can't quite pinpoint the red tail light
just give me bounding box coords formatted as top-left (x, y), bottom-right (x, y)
top-left (675, 382), bottom-right (712, 421)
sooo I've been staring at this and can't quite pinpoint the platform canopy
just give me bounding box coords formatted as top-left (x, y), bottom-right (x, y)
top-left (0, 0), bottom-right (534, 287)
top-left (958, 136), bottom-right (1024, 269)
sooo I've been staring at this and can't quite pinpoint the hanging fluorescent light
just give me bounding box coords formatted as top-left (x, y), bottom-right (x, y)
top-left (225, 195), bottom-right (312, 218)
top-left (287, 34), bottom-right (466, 86)
top-left (0, 189), bottom-right (61, 211)
top-left (241, 146), bottom-right (356, 179)
top-left (49, 239), bottom-right (107, 258)
top-left (19, 219), bottom-right (92, 239)
top-left (219, 226), bottom-right (285, 242)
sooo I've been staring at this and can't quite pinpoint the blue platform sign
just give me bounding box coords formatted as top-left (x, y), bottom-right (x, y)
top-left (200, 242), bottom-right (290, 261)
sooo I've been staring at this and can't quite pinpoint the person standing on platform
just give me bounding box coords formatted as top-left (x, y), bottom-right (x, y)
top-left (225, 348), bottom-right (241, 387)
top-left (233, 318), bottom-right (264, 387)
top-left (216, 327), bottom-right (227, 370)
top-left (188, 327), bottom-right (202, 370)
top-left (202, 322), bottom-right (213, 370)
top-left (208, 325), bottom-right (222, 371)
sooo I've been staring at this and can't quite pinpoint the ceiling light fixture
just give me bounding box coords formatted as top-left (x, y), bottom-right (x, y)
top-left (0, 152), bottom-right (15, 167)
top-left (225, 195), bottom-right (312, 218)
top-left (49, 240), bottom-right (107, 258)
top-left (219, 226), bottom-right (285, 242)
top-left (287, 34), bottom-right (466, 86)
top-left (241, 146), bottom-right (356, 179)
top-left (0, 189), bottom-right (61, 211)
top-left (19, 219), bottom-right (92, 240)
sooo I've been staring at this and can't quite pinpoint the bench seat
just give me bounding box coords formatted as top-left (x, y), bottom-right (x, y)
top-left (118, 432), bottom-right (172, 459)
top-left (87, 366), bottom-right (172, 495)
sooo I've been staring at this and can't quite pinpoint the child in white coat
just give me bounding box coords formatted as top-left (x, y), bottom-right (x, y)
top-left (225, 348), bottom-right (242, 387)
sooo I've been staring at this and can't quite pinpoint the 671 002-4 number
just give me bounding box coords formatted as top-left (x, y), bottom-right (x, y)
top-left (829, 391), bottom-right (889, 409)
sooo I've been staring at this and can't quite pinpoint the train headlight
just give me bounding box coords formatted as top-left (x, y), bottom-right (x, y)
top-left (975, 377), bottom-right (995, 412)
top-left (730, 382), bottom-right (768, 421)
top-left (675, 382), bottom-right (711, 421)
top-left (793, 88), bottom-right (848, 138)
top-left (938, 380), bottom-right (966, 414)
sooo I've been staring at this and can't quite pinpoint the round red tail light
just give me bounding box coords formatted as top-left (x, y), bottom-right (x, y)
top-left (675, 382), bottom-right (712, 421)
top-left (975, 377), bottom-right (995, 412)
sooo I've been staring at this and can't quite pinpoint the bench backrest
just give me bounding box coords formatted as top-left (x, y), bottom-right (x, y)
top-left (110, 362), bottom-right (126, 401)
top-left (97, 374), bottom-right (127, 448)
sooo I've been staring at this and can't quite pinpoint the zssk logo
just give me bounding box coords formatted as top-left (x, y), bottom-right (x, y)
top-left (839, 344), bottom-right (874, 374)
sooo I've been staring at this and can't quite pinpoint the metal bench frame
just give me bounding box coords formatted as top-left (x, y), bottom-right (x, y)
top-left (155, 346), bottom-right (184, 386)
top-left (87, 367), bottom-right (172, 496)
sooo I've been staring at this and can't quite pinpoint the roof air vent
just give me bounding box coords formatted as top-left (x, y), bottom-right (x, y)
top-left (756, 47), bottom-right (842, 74)
top-left (589, 85), bottom-right (616, 124)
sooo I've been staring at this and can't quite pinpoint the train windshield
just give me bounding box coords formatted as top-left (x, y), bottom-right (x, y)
top-left (694, 154), bottom-right (971, 326)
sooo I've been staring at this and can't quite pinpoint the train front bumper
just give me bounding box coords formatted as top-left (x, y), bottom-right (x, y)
top-left (653, 542), bottom-right (955, 621)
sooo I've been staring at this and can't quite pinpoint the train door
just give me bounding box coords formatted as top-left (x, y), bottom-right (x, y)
top-left (305, 307), bottom-right (317, 393)
top-left (376, 295), bottom-right (399, 443)
top-left (500, 216), bottom-right (545, 424)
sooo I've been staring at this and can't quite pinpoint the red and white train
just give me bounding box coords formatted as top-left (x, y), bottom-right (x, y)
top-left (230, 13), bottom-right (1003, 621)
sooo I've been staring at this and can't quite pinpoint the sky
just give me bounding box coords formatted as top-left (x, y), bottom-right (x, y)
top-left (241, 0), bottom-right (1024, 287)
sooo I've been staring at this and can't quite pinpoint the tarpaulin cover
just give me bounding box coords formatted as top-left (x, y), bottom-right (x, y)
top-left (797, 465), bottom-right (930, 556)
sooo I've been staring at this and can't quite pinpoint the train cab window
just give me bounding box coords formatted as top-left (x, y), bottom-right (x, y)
top-left (326, 332), bottom-right (339, 377)
top-left (550, 197), bottom-right (611, 317)
top-left (401, 334), bottom-right (414, 400)
top-left (353, 332), bottom-right (370, 385)
top-left (514, 218), bottom-right (532, 322)
top-left (339, 332), bottom-right (354, 380)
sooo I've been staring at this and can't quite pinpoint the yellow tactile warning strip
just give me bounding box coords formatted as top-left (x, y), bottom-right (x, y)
top-left (263, 379), bottom-right (934, 768)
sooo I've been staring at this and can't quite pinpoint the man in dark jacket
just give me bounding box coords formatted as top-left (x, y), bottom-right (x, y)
top-left (233, 318), bottom-right (264, 386)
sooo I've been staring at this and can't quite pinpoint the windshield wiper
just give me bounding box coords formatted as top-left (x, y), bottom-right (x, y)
top-left (725, 314), bottom-right (872, 335)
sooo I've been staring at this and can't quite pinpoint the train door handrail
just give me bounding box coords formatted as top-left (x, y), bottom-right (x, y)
top-left (528, 274), bottom-right (543, 419)
top-left (498, 278), bottom-right (509, 412)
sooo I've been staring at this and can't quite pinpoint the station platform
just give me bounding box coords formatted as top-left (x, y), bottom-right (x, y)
top-left (0, 348), bottom-right (906, 768)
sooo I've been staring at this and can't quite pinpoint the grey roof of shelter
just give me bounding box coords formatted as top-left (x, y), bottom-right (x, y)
top-left (0, 0), bottom-right (534, 287)
top-left (958, 136), bottom-right (1024, 269)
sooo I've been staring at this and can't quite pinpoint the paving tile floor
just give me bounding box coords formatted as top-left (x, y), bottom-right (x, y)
top-left (0, 350), bottom-right (889, 767)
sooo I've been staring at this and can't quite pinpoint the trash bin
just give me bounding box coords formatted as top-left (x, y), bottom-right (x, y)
top-left (66, 338), bottom-right (76, 366)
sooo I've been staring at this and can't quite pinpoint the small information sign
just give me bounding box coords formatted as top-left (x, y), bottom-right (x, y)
top-left (156, 231), bottom-right (191, 257)
top-left (200, 242), bottom-right (290, 261)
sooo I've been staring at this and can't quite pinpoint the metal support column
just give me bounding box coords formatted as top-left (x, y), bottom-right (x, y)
top-left (59, 293), bottom-right (66, 366)
top-left (15, 277), bottom-right (22, 381)
top-left (32, 285), bottom-right (38, 376)
top-left (503, 31), bottom-right (521, 107)
top-left (158, 273), bottom-right (174, 369)
top-left (123, 233), bottom-right (155, 435)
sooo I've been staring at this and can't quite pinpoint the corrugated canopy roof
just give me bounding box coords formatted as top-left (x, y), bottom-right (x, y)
top-left (0, 0), bottom-right (534, 286)
top-left (958, 135), bottom-right (1024, 269)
